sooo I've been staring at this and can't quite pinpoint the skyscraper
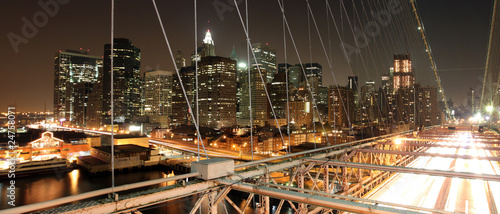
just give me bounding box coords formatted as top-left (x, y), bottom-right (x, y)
top-left (392, 53), bottom-right (415, 90)
top-left (198, 56), bottom-right (237, 128)
top-left (239, 65), bottom-right (268, 126)
top-left (270, 72), bottom-right (288, 119)
top-left (53, 49), bottom-right (102, 123)
top-left (202, 30), bottom-right (215, 57)
top-left (252, 43), bottom-right (276, 83)
top-left (415, 85), bottom-right (439, 126)
top-left (172, 66), bottom-right (195, 126)
top-left (289, 65), bottom-right (301, 88)
top-left (328, 86), bottom-right (355, 127)
top-left (277, 63), bottom-right (292, 75)
top-left (103, 38), bottom-right (141, 123)
top-left (301, 63), bottom-right (323, 86)
top-left (144, 70), bottom-right (174, 127)
top-left (175, 50), bottom-right (186, 69)
top-left (347, 76), bottom-right (358, 91)
top-left (360, 81), bottom-right (376, 123)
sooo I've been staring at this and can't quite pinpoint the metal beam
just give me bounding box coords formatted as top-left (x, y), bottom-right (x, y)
top-left (224, 195), bottom-right (243, 214)
top-left (189, 194), bottom-right (207, 214)
top-left (253, 181), bottom-right (453, 214)
top-left (305, 159), bottom-right (500, 182)
top-left (218, 180), bottom-right (423, 214)
top-left (357, 148), bottom-right (500, 161)
top-left (376, 142), bottom-right (500, 150)
top-left (235, 128), bottom-right (422, 169)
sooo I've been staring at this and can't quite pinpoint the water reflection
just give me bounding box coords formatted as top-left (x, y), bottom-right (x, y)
top-left (0, 168), bottom-right (174, 210)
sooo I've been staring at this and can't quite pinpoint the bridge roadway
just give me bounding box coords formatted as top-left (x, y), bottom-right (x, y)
top-left (4, 125), bottom-right (500, 214)
top-left (50, 125), bottom-right (266, 161)
top-left (365, 129), bottom-right (500, 213)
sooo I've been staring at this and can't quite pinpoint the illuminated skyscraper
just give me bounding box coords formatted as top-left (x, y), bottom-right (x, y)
top-left (198, 56), bottom-right (237, 128)
top-left (172, 66), bottom-right (195, 126)
top-left (252, 43), bottom-right (276, 83)
top-left (53, 49), bottom-right (102, 123)
top-left (103, 38), bottom-right (141, 123)
top-left (328, 86), bottom-right (355, 127)
top-left (202, 30), bottom-right (215, 57)
top-left (239, 65), bottom-right (268, 126)
top-left (392, 53), bottom-right (415, 90)
top-left (144, 70), bottom-right (174, 127)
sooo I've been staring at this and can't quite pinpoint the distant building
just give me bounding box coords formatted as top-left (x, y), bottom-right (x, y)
top-left (277, 63), bottom-right (292, 75)
top-left (360, 81), bottom-right (376, 123)
top-left (416, 86), bottom-right (439, 126)
top-left (289, 65), bottom-right (301, 88)
top-left (198, 56), bottom-right (237, 128)
top-left (72, 82), bottom-right (94, 126)
top-left (301, 63), bottom-right (323, 86)
top-left (392, 53), bottom-right (415, 90)
top-left (289, 101), bottom-right (312, 128)
top-left (252, 43), bottom-right (276, 83)
top-left (171, 66), bottom-right (195, 126)
top-left (175, 50), bottom-right (186, 69)
top-left (328, 86), bottom-right (355, 127)
top-left (347, 76), bottom-right (358, 91)
top-left (395, 87), bottom-right (417, 124)
top-left (202, 30), bottom-right (215, 57)
top-left (102, 38), bottom-right (141, 123)
top-left (270, 72), bottom-right (288, 119)
top-left (144, 70), bottom-right (174, 127)
top-left (239, 64), bottom-right (268, 126)
top-left (53, 50), bottom-right (102, 123)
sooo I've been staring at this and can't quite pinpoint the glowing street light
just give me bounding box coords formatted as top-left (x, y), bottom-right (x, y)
top-left (486, 105), bottom-right (494, 113)
top-left (394, 138), bottom-right (402, 145)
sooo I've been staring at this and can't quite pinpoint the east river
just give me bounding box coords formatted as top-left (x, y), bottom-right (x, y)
top-left (0, 168), bottom-right (293, 213)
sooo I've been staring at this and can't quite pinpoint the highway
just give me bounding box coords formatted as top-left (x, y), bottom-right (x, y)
top-left (49, 125), bottom-right (267, 161)
top-left (365, 130), bottom-right (500, 213)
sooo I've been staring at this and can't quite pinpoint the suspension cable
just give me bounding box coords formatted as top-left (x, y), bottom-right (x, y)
top-left (151, 0), bottom-right (209, 158)
top-left (481, 0), bottom-right (499, 110)
top-left (410, 0), bottom-right (451, 120)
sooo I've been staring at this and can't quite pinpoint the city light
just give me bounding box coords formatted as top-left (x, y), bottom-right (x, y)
top-left (486, 105), bottom-right (494, 113)
top-left (394, 138), bottom-right (402, 145)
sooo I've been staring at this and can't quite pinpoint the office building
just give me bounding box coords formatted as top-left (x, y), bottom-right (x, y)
top-left (328, 86), bottom-right (355, 127)
top-left (53, 49), bottom-right (102, 123)
top-left (171, 66), bottom-right (195, 126)
top-left (102, 38), bottom-right (141, 123)
top-left (252, 43), bottom-right (276, 83)
top-left (392, 53), bottom-right (415, 90)
top-left (144, 70), bottom-right (174, 127)
top-left (198, 56), bottom-right (237, 128)
top-left (239, 65), bottom-right (268, 126)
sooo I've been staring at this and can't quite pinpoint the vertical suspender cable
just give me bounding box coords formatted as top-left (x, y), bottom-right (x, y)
top-left (307, 0), bottom-right (316, 149)
top-left (194, 0), bottom-right (200, 161)
top-left (110, 0), bottom-right (115, 197)
top-left (325, 0), bottom-right (334, 146)
top-left (151, 0), bottom-right (209, 158)
top-left (246, 0), bottom-right (253, 161)
top-left (283, 0), bottom-right (291, 153)
top-left (481, 0), bottom-right (498, 110)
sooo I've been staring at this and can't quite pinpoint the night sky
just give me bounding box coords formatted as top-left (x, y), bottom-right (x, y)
top-left (0, 0), bottom-right (494, 112)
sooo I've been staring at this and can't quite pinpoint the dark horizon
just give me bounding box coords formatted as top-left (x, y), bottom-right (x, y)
top-left (0, 0), bottom-right (494, 112)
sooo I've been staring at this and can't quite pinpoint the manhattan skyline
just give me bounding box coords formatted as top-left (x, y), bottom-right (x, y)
top-left (0, 0), bottom-right (494, 112)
